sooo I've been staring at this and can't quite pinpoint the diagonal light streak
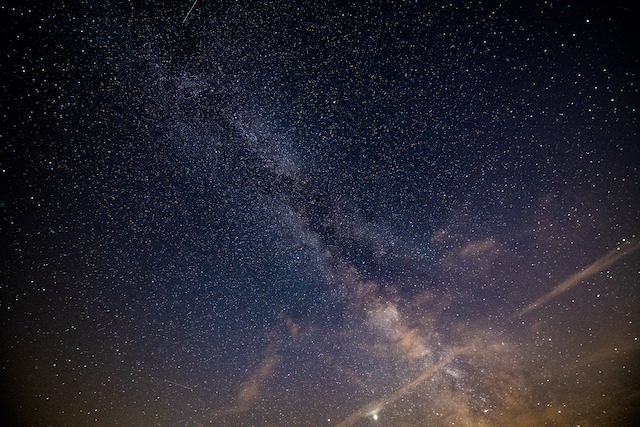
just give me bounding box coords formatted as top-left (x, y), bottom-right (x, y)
top-left (514, 238), bottom-right (639, 318)
top-left (182, 0), bottom-right (198, 24)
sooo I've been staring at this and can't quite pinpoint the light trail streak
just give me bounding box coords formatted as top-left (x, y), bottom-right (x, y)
top-left (514, 237), bottom-right (639, 318)
top-left (335, 343), bottom-right (476, 427)
top-left (166, 379), bottom-right (194, 391)
top-left (182, 0), bottom-right (198, 24)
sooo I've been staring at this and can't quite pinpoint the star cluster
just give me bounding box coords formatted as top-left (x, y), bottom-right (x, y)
top-left (1, 1), bottom-right (639, 426)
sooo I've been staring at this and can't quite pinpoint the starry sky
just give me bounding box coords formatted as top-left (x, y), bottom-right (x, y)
top-left (2, 1), bottom-right (639, 426)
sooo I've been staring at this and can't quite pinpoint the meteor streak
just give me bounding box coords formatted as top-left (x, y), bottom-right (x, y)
top-left (514, 237), bottom-right (639, 318)
top-left (182, 0), bottom-right (198, 24)
top-left (166, 380), bottom-right (193, 391)
top-left (335, 343), bottom-right (476, 427)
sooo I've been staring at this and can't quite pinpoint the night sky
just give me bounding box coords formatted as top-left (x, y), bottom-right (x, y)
top-left (2, 1), bottom-right (639, 426)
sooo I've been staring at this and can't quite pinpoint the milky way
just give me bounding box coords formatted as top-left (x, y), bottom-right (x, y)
top-left (2, 1), bottom-right (639, 426)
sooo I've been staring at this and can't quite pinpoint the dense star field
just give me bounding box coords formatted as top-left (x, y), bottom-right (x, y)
top-left (2, 1), bottom-right (639, 426)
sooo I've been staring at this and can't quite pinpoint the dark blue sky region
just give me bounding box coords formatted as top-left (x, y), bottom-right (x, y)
top-left (2, 1), bottom-right (639, 426)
